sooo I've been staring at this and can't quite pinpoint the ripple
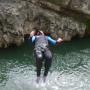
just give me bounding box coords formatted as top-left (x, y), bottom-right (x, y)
top-left (0, 38), bottom-right (90, 90)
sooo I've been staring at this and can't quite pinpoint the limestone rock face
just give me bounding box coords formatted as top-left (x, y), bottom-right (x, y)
top-left (70, 0), bottom-right (90, 15)
top-left (0, 2), bottom-right (26, 47)
top-left (26, 1), bottom-right (86, 41)
top-left (0, 0), bottom-right (89, 48)
top-left (47, 0), bottom-right (90, 16)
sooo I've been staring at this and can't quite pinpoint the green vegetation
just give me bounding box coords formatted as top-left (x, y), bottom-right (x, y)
top-left (85, 20), bottom-right (90, 29)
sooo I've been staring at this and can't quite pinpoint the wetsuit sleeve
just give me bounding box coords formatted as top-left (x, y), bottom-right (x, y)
top-left (32, 36), bottom-right (35, 43)
top-left (47, 36), bottom-right (57, 45)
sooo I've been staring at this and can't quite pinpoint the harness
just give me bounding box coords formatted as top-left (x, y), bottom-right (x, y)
top-left (35, 35), bottom-right (48, 52)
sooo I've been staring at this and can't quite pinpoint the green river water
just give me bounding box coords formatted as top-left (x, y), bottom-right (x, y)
top-left (0, 37), bottom-right (90, 90)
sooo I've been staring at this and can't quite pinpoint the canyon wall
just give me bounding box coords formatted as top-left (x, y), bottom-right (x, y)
top-left (0, 0), bottom-right (90, 48)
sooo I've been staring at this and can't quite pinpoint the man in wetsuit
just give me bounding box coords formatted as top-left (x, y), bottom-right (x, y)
top-left (30, 30), bottom-right (63, 83)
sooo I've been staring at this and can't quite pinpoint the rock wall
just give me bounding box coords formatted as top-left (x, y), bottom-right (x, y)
top-left (47, 0), bottom-right (90, 16)
top-left (0, 0), bottom-right (89, 48)
top-left (0, 1), bottom-right (26, 47)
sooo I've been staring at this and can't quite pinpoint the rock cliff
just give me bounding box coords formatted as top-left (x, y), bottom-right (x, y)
top-left (0, 0), bottom-right (90, 48)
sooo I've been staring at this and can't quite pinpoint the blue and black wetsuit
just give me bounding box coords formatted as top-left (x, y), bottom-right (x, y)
top-left (32, 35), bottom-right (57, 77)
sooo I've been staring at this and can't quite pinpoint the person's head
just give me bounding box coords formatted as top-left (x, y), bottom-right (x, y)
top-left (37, 30), bottom-right (44, 35)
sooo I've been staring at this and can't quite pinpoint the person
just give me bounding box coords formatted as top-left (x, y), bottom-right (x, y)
top-left (29, 30), bottom-right (63, 83)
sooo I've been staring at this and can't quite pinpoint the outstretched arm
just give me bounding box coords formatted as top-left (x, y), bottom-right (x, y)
top-left (47, 36), bottom-right (63, 45)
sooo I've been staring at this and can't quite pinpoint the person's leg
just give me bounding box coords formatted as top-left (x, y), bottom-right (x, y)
top-left (34, 50), bottom-right (43, 83)
top-left (43, 48), bottom-right (52, 82)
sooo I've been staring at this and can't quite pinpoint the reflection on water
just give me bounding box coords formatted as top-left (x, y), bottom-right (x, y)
top-left (0, 37), bottom-right (90, 90)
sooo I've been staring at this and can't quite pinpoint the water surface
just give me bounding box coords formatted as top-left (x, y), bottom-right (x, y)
top-left (0, 37), bottom-right (90, 90)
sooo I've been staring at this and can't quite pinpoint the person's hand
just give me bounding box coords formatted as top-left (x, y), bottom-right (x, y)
top-left (57, 38), bottom-right (63, 43)
top-left (30, 31), bottom-right (36, 37)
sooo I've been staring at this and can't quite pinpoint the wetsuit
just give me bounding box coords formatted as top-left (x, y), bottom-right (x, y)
top-left (32, 35), bottom-right (57, 77)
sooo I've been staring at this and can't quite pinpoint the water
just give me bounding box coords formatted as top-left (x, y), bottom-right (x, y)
top-left (0, 37), bottom-right (90, 90)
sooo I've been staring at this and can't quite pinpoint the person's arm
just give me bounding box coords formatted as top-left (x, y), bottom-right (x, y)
top-left (28, 30), bottom-right (36, 39)
top-left (32, 36), bottom-right (35, 43)
top-left (47, 36), bottom-right (57, 45)
top-left (57, 38), bottom-right (63, 44)
top-left (47, 36), bottom-right (63, 45)
top-left (28, 31), bottom-right (36, 43)
top-left (30, 31), bottom-right (36, 37)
